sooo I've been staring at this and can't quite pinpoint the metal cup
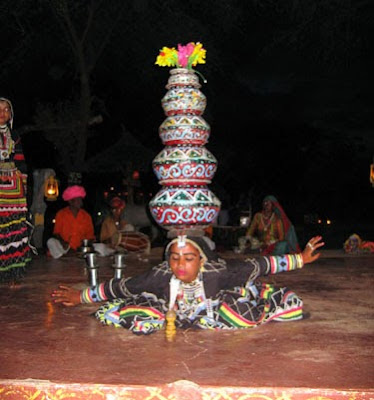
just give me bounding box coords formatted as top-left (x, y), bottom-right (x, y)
top-left (113, 253), bottom-right (126, 267)
top-left (88, 267), bottom-right (99, 287)
top-left (85, 252), bottom-right (97, 268)
top-left (112, 253), bottom-right (126, 279)
top-left (113, 266), bottom-right (126, 280)
top-left (84, 252), bottom-right (99, 286)
top-left (82, 239), bottom-right (92, 247)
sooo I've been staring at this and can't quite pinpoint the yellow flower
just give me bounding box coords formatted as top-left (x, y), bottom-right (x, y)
top-left (155, 42), bottom-right (207, 69)
top-left (155, 46), bottom-right (178, 67)
top-left (189, 42), bottom-right (206, 67)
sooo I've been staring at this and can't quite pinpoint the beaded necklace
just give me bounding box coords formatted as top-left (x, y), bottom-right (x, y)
top-left (0, 125), bottom-right (14, 160)
top-left (261, 212), bottom-right (274, 232)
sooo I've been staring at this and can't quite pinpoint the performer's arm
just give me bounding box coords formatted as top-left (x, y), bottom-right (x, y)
top-left (223, 235), bottom-right (324, 290)
top-left (52, 264), bottom-right (170, 306)
top-left (257, 253), bottom-right (304, 275)
top-left (259, 235), bottom-right (324, 275)
top-left (13, 133), bottom-right (28, 192)
top-left (246, 213), bottom-right (259, 237)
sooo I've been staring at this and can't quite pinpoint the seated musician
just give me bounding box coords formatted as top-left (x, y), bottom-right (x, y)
top-left (100, 196), bottom-right (150, 253)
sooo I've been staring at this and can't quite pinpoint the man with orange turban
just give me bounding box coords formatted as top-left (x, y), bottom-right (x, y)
top-left (100, 196), bottom-right (127, 246)
top-left (99, 196), bottom-right (150, 253)
top-left (47, 185), bottom-right (95, 258)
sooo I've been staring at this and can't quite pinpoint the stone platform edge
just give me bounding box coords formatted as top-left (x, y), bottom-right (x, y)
top-left (1, 379), bottom-right (373, 400)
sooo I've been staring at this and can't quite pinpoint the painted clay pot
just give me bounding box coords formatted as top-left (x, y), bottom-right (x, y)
top-left (159, 115), bottom-right (210, 146)
top-left (162, 87), bottom-right (206, 116)
top-left (149, 187), bottom-right (221, 230)
top-left (152, 146), bottom-right (217, 186)
top-left (150, 68), bottom-right (221, 232)
top-left (165, 68), bottom-right (201, 89)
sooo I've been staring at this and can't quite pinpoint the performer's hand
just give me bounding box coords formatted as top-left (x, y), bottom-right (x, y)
top-left (52, 285), bottom-right (81, 307)
top-left (302, 236), bottom-right (324, 264)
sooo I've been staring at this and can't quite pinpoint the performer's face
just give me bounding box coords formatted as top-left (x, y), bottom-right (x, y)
top-left (263, 200), bottom-right (272, 213)
top-left (169, 242), bottom-right (202, 283)
top-left (111, 205), bottom-right (124, 218)
top-left (0, 100), bottom-right (12, 125)
top-left (68, 197), bottom-right (83, 211)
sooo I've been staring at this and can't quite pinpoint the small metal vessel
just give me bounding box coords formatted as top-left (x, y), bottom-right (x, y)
top-left (84, 252), bottom-right (99, 286)
top-left (112, 253), bottom-right (127, 279)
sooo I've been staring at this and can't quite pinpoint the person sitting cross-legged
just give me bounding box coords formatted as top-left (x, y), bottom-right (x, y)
top-left (47, 185), bottom-right (95, 258)
top-left (242, 195), bottom-right (300, 256)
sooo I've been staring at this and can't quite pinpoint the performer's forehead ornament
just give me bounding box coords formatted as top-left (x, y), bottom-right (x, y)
top-left (149, 42), bottom-right (221, 238)
top-left (165, 236), bottom-right (211, 265)
top-left (177, 235), bottom-right (186, 248)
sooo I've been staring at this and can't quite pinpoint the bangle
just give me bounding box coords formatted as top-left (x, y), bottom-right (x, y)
top-left (296, 253), bottom-right (304, 268)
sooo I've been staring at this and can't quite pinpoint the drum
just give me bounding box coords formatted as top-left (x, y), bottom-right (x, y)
top-left (114, 231), bottom-right (150, 253)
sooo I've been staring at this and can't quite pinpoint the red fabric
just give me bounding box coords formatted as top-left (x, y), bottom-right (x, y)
top-left (0, 247), bottom-right (29, 260)
top-left (53, 207), bottom-right (95, 250)
top-left (268, 198), bottom-right (301, 253)
top-left (261, 243), bottom-right (276, 256)
top-left (271, 200), bottom-right (291, 234)
top-left (110, 197), bottom-right (125, 209)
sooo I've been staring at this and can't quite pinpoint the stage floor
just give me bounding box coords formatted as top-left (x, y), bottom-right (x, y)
top-left (1, 248), bottom-right (373, 399)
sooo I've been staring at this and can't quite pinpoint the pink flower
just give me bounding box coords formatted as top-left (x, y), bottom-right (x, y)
top-left (177, 43), bottom-right (195, 68)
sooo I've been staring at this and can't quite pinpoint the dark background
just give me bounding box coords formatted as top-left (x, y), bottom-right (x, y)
top-left (1, 0), bottom-right (373, 246)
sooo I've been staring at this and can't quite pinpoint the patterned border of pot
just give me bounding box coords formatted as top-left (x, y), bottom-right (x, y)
top-left (159, 115), bottom-right (210, 146)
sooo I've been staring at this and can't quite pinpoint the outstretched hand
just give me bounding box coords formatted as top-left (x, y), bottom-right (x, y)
top-left (52, 285), bottom-right (81, 307)
top-left (302, 236), bottom-right (324, 264)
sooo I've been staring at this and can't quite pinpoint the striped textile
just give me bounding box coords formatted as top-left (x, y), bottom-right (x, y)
top-left (0, 163), bottom-right (31, 282)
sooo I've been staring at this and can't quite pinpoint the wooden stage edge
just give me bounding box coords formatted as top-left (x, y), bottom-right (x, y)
top-left (1, 379), bottom-right (374, 400)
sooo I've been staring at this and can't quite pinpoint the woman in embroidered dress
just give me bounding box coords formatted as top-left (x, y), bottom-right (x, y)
top-left (244, 195), bottom-right (300, 255)
top-left (343, 233), bottom-right (374, 254)
top-left (52, 234), bottom-right (323, 335)
top-left (0, 97), bottom-right (31, 283)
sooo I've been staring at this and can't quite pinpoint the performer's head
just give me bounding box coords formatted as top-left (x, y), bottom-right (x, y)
top-left (109, 196), bottom-right (126, 218)
top-left (262, 195), bottom-right (277, 213)
top-left (62, 185), bottom-right (86, 211)
top-left (165, 235), bottom-right (217, 283)
top-left (0, 97), bottom-right (13, 127)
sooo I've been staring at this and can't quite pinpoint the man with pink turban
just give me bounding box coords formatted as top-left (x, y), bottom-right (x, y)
top-left (47, 185), bottom-right (95, 258)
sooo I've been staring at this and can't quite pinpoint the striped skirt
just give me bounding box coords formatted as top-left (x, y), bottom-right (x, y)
top-left (94, 282), bottom-right (303, 335)
top-left (0, 164), bottom-right (31, 282)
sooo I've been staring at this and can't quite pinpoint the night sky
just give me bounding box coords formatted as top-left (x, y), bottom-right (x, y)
top-left (1, 0), bottom-right (373, 237)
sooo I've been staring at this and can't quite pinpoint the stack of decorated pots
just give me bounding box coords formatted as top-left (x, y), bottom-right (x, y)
top-left (149, 68), bottom-right (221, 235)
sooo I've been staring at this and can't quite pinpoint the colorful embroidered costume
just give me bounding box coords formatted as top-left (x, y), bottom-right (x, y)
top-left (344, 233), bottom-right (374, 254)
top-left (53, 207), bottom-right (95, 250)
top-left (247, 195), bottom-right (300, 255)
top-left (0, 98), bottom-right (31, 282)
top-left (81, 237), bottom-right (304, 335)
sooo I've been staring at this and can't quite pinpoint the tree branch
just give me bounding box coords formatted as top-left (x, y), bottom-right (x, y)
top-left (90, 3), bottom-right (127, 70)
